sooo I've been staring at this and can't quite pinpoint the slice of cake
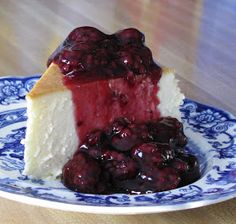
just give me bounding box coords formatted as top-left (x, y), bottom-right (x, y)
top-left (23, 27), bottom-right (184, 180)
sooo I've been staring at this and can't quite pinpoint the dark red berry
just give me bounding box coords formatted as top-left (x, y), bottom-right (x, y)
top-left (110, 127), bottom-right (140, 152)
top-left (68, 26), bottom-right (105, 42)
top-left (131, 142), bottom-right (174, 167)
top-left (115, 166), bottom-right (181, 194)
top-left (178, 153), bottom-right (199, 171)
top-left (130, 123), bottom-right (153, 142)
top-left (106, 117), bottom-right (130, 135)
top-left (148, 117), bottom-right (187, 147)
top-left (106, 118), bottom-right (141, 151)
top-left (118, 50), bottom-right (134, 67)
top-left (78, 144), bottom-right (102, 160)
top-left (170, 158), bottom-right (189, 173)
top-left (177, 153), bottom-right (201, 185)
top-left (139, 167), bottom-right (181, 192)
top-left (62, 152), bottom-right (106, 193)
top-left (77, 130), bottom-right (107, 159)
top-left (101, 150), bottom-right (138, 180)
top-left (85, 129), bottom-right (105, 146)
top-left (116, 28), bottom-right (145, 44)
top-left (71, 42), bottom-right (95, 51)
top-left (58, 49), bottom-right (85, 74)
top-left (140, 47), bottom-right (153, 66)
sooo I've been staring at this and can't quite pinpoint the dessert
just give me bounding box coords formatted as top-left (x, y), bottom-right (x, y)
top-left (23, 27), bottom-right (200, 194)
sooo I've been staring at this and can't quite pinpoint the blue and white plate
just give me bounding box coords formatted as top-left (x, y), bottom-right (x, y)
top-left (0, 76), bottom-right (235, 214)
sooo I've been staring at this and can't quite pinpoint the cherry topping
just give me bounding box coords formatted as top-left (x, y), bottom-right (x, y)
top-left (77, 130), bottom-right (106, 159)
top-left (115, 28), bottom-right (145, 44)
top-left (101, 150), bottom-right (138, 180)
top-left (62, 117), bottom-right (201, 194)
top-left (105, 118), bottom-right (141, 151)
top-left (139, 166), bottom-right (181, 192)
top-left (114, 166), bottom-right (180, 194)
top-left (131, 142), bottom-right (174, 167)
top-left (48, 27), bottom-right (159, 81)
top-left (84, 129), bottom-right (105, 146)
top-left (68, 26), bottom-right (106, 42)
top-left (148, 117), bottom-right (188, 147)
top-left (177, 153), bottom-right (201, 186)
top-left (62, 152), bottom-right (106, 193)
top-left (170, 158), bottom-right (189, 173)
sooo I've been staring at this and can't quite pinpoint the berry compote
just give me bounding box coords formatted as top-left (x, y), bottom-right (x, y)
top-left (47, 27), bottom-right (200, 194)
top-left (62, 117), bottom-right (200, 194)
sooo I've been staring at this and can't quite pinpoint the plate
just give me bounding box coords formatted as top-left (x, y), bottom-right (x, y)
top-left (0, 76), bottom-right (235, 214)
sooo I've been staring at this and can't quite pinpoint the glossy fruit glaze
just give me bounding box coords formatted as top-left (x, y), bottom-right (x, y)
top-left (48, 27), bottom-right (162, 142)
top-left (48, 27), bottom-right (200, 194)
top-left (62, 117), bottom-right (200, 194)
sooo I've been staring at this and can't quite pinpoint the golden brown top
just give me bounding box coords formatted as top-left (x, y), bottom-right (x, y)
top-left (27, 63), bottom-right (67, 98)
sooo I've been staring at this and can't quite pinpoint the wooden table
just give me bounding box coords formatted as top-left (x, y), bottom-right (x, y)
top-left (0, 0), bottom-right (236, 223)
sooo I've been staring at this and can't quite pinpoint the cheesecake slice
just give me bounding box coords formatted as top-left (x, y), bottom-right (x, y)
top-left (24, 64), bottom-right (78, 178)
top-left (23, 27), bottom-right (184, 179)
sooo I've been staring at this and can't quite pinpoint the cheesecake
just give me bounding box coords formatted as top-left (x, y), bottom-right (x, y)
top-left (23, 27), bottom-right (185, 181)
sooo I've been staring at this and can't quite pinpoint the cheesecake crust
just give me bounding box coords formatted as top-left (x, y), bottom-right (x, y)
top-left (27, 63), bottom-right (67, 98)
top-left (162, 67), bottom-right (175, 75)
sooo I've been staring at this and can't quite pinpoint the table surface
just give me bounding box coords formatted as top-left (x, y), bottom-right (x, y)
top-left (0, 0), bottom-right (236, 223)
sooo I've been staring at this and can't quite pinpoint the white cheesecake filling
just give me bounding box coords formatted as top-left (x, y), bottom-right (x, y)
top-left (23, 91), bottom-right (78, 179)
top-left (157, 71), bottom-right (184, 120)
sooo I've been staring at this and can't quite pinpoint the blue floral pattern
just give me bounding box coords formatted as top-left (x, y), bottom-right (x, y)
top-left (0, 76), bottom-right (235, 213)
top-left (0, 76), bottom-right (38, 105)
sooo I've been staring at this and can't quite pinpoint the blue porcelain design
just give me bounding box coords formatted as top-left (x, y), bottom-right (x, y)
top-left (0, 76), bottom-right (235, 213)
top-left (0, 76), bottom-right (38, 105)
